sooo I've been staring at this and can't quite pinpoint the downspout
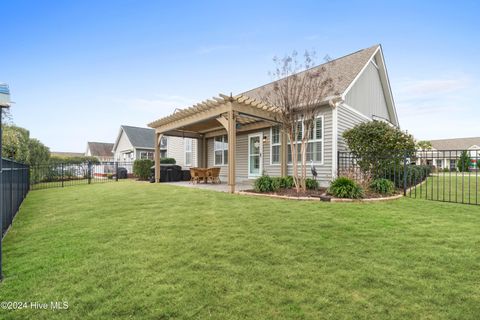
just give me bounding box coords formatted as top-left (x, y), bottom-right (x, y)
top-left (329, 97), bottom-right (344, 181)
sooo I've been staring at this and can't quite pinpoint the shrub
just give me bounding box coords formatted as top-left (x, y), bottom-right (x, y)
top-left (254, 175), bottom-right (274, 192)
top-left (328, 177), bottom-right (363, 199)
top-left (457, 151), bottom-right (471, 172)
top-left (270, 177), bottom-right (282, 192)
top-left (282, 176), bottom-right (294, 189)
top-left (133, 159), bottom-right (154, 180)
top-left (305, 178), bottom-right (318, 190)
top-left (160, 157), bottom-right (176, 164)
top-left (370, 178), bottom-right (395, 195)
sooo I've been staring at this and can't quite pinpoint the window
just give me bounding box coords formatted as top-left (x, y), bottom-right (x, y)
top-left (184, 138), bottom-right (192, 166)
top-left (140, 151), bottom-right (154, 160)
top-left (160, 136), bottom-right (167, 158)
top-left (214, 135), bottom-right (228, 165)
top-left (287, 116), bottom-right (323, 164)
top-left (270, 126), bottom-right (281, 165)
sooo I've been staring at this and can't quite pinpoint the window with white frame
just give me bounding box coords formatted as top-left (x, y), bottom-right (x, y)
top-left (140, 151), bottom-right (154, 160)
top-left (184, 138), bottom-right (193, 166)
top-left (270, 126), bottom-right (281, 165)
top-left (214, 135), bottom-right (228, 165)
top-left (287, 116), bottom-right (323, 163)
top-left (160, 136), bottom-right (168, 158)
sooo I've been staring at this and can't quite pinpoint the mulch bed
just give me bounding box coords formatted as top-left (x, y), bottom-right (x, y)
top-left (245, 188), bottom-right (327, 198)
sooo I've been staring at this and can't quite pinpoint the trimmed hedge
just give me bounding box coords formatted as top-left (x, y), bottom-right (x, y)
top-left (370, 178), bottom-right (395, 195)
top-left (160, 157), bottom-right (176, 164)
top-left (253, 176), bottom-right (295, 193)
top-left (133, 159), bottom-right (154, 180)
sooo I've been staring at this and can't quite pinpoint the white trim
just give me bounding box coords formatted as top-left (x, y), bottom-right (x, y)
top-left (184, 138), bottom-right (192, 166)
top-left (331, 106), bottom-right (338, 179)
top-left (213, 135), bottom-right (228, 166)
top-left (270, 126), bottom-right (281, 166)
top-left (287, 115), bottom-right (324, 166)
top-left (248, 132), bottom-right (263, 178)
top-left (340, 103), bottom-right (372, 122)
top-left (370, 59), bottom-right (379, 70)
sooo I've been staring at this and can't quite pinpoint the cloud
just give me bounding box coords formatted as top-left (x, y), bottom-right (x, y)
top-left (196, 44), bottom-right (238, 54)
top-left (393, 75), bottom-right (479, 139)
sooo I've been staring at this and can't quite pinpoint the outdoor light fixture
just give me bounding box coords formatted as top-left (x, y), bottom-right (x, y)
top-left (263, 135), bottom-right (268, 143)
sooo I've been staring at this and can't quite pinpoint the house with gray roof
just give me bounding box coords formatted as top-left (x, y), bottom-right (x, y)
top-left (85, 142), bottom-right (114, 161)
top-left (419, 137), bottom-right (480, 170)
top-left (148, 44), bottom-right (399, 190)
top-left (112, 125), bottom-right (197, 167)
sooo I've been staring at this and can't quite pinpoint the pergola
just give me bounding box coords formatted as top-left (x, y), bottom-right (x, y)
top-left (148, 93), bottom-right (285, 193)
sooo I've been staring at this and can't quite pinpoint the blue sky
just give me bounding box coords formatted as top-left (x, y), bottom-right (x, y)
top-left (1, 0), bottom-right (479, 151)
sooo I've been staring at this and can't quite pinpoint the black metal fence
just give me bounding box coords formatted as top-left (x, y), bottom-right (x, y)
top-left (1, 158), bottom-right (29, 238)
top-left (338, 150), bottom-right (479, 205)
top-left (30, 161), bottom-right (135, 190)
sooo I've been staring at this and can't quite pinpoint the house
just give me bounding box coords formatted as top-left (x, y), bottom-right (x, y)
top-left (51, 151), bottom-right (85, 158)
top-left (148, 44), bottom-right (399, 192)
top-left (85, 142), bottom-right (114, 162)
top-left (112, 125), bottom-right (197, 167)
top-left (419, 137), bottom-right (480, 170)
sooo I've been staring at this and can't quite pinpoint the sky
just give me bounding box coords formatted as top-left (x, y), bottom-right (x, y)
top-left (1, 0), bottom-right (479, 152)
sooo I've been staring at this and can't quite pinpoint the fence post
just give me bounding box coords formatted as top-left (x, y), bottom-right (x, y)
top-left (115, 162), bottom-right (118, 182)
top-left (61, 163), bottom-right (64, 188)
top-left (88, 162), bottom-right (92, 184)
top-left (403, 151), bottom-right (408, 196)
top-left (10, 160), bottom-right (13, 226)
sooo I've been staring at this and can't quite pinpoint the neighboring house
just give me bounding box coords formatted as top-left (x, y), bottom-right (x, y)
top-left (418, 137), bottom-right (480, 170)
top-left (85, 142), bottom-right (114, 162)
top-left (112, 125), bottom-right (197, 167)
top-left (148, 44), bottom-right (399, 191)
top-left (51, 151), bottom-right (85, 158)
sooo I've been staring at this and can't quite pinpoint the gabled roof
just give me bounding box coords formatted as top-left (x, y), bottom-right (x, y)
top-left (114, 125), bottom-right (155, 150)
top-left (430, 137), bottom-right (480, 150)
top-left (86, 142), bottom-right (114, 157)
top-left (243, 44), bottom-right (380, 104)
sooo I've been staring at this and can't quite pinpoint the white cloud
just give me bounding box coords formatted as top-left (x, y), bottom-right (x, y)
top-left (394, 75), bottom-right (479, 140)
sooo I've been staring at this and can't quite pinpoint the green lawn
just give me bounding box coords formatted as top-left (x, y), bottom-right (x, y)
top-left (408, 173), bottom-right (479, 204)
top-left (1, 181), bottom-right (480, 319)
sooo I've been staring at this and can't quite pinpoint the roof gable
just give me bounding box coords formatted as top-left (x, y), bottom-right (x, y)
top-left (86, 142), bottom-right (114, 157)
top-left (243, 44), bottom-right (380, 105)
top-left (119, 125), bottom-right (155, 149)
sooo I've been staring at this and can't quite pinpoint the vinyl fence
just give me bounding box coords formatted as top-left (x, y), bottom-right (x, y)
top-left (338, 150), bottom-right (479, 206)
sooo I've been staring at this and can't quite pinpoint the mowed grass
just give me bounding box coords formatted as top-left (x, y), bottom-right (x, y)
top-left (409, 173), bottom-right (480, 204)
top-left (1, 181), bottom-right (480, 319)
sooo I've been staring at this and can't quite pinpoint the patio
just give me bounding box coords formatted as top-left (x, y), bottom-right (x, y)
top-left (163, 180), bottom-right (254, 192)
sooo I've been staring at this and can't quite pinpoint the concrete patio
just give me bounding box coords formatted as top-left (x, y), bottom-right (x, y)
top-left (163, 180), bottom-right (253, 193)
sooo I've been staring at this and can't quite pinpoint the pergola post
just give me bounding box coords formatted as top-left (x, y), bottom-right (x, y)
top-left (154, 132), bottom-right (162, 182)
top-left (227, 108), bottom-right (236, 193)
top-left (280, 130), bottom-right (288, 177)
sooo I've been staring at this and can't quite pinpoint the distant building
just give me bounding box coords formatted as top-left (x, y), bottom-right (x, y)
top-left (419, 137), bottom-right (480, 170)
top-left (85, 142), bottom-right (114, 162)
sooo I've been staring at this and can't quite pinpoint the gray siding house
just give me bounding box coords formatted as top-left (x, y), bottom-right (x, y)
top-left (148, 44), bottom-right (399, 191)
top-left (112, 125), bottom-right (197, 167)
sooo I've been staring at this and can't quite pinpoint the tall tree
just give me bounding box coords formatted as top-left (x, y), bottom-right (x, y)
top-left (262, 50), bottom-right (335, 192)
top-left (28, 138), bottom-right (50, 165)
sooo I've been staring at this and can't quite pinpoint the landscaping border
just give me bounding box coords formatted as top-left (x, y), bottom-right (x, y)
top-left (237, 191), bottom-right (404, 202)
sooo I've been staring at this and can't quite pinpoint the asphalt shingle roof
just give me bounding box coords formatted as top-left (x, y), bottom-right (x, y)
top-left (243, 44), bottom-right (380, 103)
top-left (87, 142), bottom-right (114, 157)
top-left (430, 137), bottom-right (480, 150)
top-left (122, 125), bottom-right (155, 149)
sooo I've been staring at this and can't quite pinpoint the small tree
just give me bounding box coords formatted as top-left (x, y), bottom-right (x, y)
top-left (262, 50), bottom-right (336, 192)
top-left (133, 159), bottom-right (154, 180)
top-left (457, 151), bottom-right (471, 172)
top-left (342, 121), bottom-right (415, 177)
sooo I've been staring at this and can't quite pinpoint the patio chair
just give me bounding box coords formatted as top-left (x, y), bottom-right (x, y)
top-left (207, 167), bottom-right (221, 184)
top-left (190, 168), bottom-right (207, 184)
